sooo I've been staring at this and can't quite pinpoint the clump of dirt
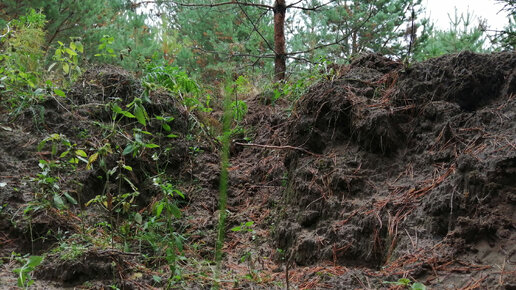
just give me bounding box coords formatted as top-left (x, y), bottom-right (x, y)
top-left (271, 52), bottom-right (516, 288)
top-left (394, 51), bottom-right (516, 110)
top-left (288, 54), bottom-right (404, 155)
top-left (68, 64), bottom-right (142, 106)
top-left (35, 249), bottom-right (150, 288)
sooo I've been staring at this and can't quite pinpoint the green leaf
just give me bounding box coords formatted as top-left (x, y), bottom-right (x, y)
top-left (231, 226), bottom-right (242, 232)
top-left (76, 42), bottom-right (84, 53)
top-left (64, 192), bottom-right (78, 205)
top-left (162, 123), bottom-right (171, 131)
top-left (169, 204), bottom-right (181, 219)
top-left (53, 194), bottom-right (66, 209)
top-left (134, 212), bottom-right (142, 224)
top-left (26, 255), bottom-right (43, 268)
top-left (167, 134), bottom-right (178, 138)
top-left (87, 152), bottom-right (99, 170)
top-left (144, 143), bottom-right (159, 149)
top-left (62, 63), bottom-right (70, 74)
top-left (134, 105), bottom-right (147, 126)
top-left (173, 189), bottom-right (185, 199)
top-left (123, 165), bottom-right (133, 171)
top-left (37, 140), bottom-right (47, 151)
top-left (53, 88), bottom-right (66, 98)
top-left (123, 144), bottom-right (134, 155)
top-left (60, 150), bottom-right (70, 158)
top-left (155, 202), bottom-right (164, 218)
top-left (112, 104), bottom-right (123, 113)
top-left (411, 283), bottom-right (427, 290)
top-left (51, 143), bottom-right (57, 157)
top-left (121, 111), bottom-right (135, 118)
top-left (75, 149), bottom-right (87, 158)
top-left (65, 48), bottom-right (77, 56)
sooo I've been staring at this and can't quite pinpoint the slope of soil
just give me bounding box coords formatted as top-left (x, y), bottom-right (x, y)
top-left (0, 52), bottom-right (515, 289)
top-left (273, 52), bottom-right (516, 288)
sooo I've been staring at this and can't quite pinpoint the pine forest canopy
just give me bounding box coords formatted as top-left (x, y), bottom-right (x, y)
top-left (0, 0), bottom-right (513, 82)
top-left (0, 0), bottom-right (161, 69)
top-left (151, 0), bottom-right (428, 81)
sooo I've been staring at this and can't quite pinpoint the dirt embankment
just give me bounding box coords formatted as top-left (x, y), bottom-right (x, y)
top-left (0, 52), bottom-right (515, 289)
top-left (269, 52), bottom-right (515, 288)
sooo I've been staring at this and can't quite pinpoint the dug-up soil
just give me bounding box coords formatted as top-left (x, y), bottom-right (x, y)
top-left (0, 51), bottom-right (515, 289)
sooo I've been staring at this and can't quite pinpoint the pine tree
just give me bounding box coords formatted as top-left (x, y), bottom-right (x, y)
top-left (159, 0), bottom-right (274, 81)
top-left (153, 0), bottom-right (427, 81)
top-left (0, 1), bottom-right (161, 69)
top-left (289, 0), bottom-right (428, 63)
top-left (491, 0), bottom-right (516, 50)
top-left (413, 10), bottom-right (489, 61)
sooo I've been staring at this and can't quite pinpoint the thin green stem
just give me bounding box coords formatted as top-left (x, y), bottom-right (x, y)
top-left (214, 84), bottom-right (233, 287)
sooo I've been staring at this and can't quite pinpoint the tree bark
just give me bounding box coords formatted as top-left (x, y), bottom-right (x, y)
top-left (273, 0), bottom-right (286, 81)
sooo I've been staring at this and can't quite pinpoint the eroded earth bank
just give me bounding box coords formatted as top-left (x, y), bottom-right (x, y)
top-left (1, 51), bottom-right (515, 289)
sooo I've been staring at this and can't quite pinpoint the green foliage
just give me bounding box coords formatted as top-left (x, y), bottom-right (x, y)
top-left (230, 100), bottom-right (248, 122)
top-left (158, 0), bottom-right (274, 80)
top-left (51, 240), bottom-right (88, 261)
top-left (12, 255), bottom-right (44, 289)
top-left (95, 35), bottom-right (117, 59)
top-left (35, 133), bottom-right (84, 209)
top-left (126, 97), bottom-right (149, 126)
top-left (384, 278), bottom-right (426, 290)
top-left (214, 76), bottom-right (233, 284)
top-left (0, 9), bottom-right (46, 94)
top-left (0, 10), bottom-right (84, 115)
top-left (155, 115), bottom-right (175, 132)
top-left (122, 131), bottom-right (160, 158)
top-left (143, 64), bottom-right (199, 95)
top-left (49, 38), bottom-right (83, 85)
top-left (288, 0), bottom-right (427, 62)
top-left (0, 0), bottom-right (160, 70)
top-left (413, 10), bottom-right (489, 61)
top-left (225, 75), bottom-right (250, 122)
top-left (86, 160), bottom-right (141, 217)
top-left (142, 63), bottom-right (212, 113)
top-left (138, 177), bottom-right (186, 285)
top-left (231, 221), bottom-right (255, 232)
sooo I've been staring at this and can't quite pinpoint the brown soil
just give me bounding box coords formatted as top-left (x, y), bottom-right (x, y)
top-left (1, 52), bottom-right (515, 289)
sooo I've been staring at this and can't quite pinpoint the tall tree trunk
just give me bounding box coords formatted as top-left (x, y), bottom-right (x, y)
top-left (273, 0), bottom-right (286, 81)
top-left (351, 0), bottom-right (359, 55)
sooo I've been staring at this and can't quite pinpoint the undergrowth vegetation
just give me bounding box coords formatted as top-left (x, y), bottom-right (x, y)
top-left (0, 9), bottom-right (327, 288)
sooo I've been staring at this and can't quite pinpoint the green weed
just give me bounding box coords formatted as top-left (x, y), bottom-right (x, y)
top-left (12, 255), bottom-right (44, 289)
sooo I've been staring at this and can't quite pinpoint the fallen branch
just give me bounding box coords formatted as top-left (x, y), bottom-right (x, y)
top-left (234, 142), bottom-right (321, 157)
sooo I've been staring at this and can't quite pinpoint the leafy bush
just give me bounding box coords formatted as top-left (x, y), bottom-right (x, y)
top-left (0, 9), bottom-right (46, 93)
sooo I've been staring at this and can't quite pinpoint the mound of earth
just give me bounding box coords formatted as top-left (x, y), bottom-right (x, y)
top-left (0, 65), bottom-right (199, 288)
top-left (269, 52), bottom-right (515, 288)
top-left (0, 51), bottom-right (514, 289)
